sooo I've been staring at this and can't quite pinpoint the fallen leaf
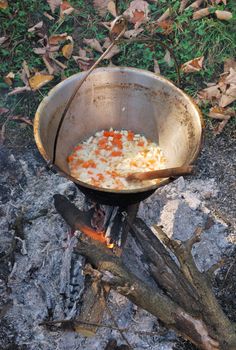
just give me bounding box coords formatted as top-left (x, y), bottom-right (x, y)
top-left (224, 58), bottom-right (236, 73)
top-left (33, 47), bottom-right (47, 55)
top-left (154, 59), bottom-right (160, 74)
top-left (93, 0), bottom-right (110, 16)
top-left (124, 0), bottom-right (149, 28)
top-left (62, 43), bottom-right (73, 58)
top-left (102, 38), bottom-right (120, 59)
top-left (29, 73), bottom-right (54, 90)
top-left (193, 8), bottom-right (211, 20)
top-left (28, 21), bottom-right (43, 33)
top-left (49, 55), bottom-right (67, 69)
top-left (4, 72), bottom-right (15, 86)
top-left (42, 54), bottom-right (56, 74)
top-left (209, 106), bottom-right (235, 120)
top-left (9, 115), bottom-right (33, 126)
top-left (179, 0), bottom-right (188, 13)
top-left (224, 68), bottom-right (236, 85)
top-left (109, 17), bottom-right (127, 39)
top-left (83, 38), bottom-right (103, 53)
top-left (0, 0), bottom-right (8, 9)
top-left (107, 0), bottom-right (117, 17)
top-left (186, 0), bottom-right (204, 10)
top-left (156, 8), bottom-right (170, 23)
top-left (124, 28), bottom-right (144, 39)
top-left (215, 10), bottom-right (232, 21)
top-left (49, 33), bottom-right (67, 45)
top-left (198, 85), bottom-right (221, 101)
top-left (43, 11), bottom-right (55, 20)
top-left (73, 55), bottom-right (95, 71)
top-left (0, 107), bottom-right (9, 115)
top-left (0, 36), bottom-right (8, 45)
top-left (212, 0), bottom-right (227, 4)
top-left (181, 56), bottom-right (204, 73)
top-left (219, 84), bottom-right (236, 107)
top-left (60, 0), bottom-right (74, 18)
top-left (213, 119), bottom-right (229, 135)
top-left (163, 49), bottom-right (173, 66)
top-left (8, 86), bottom-right (31, 96)
top-left (47, 0), bottom-right (61, 13)
top-left (156, 19), bottom-right (174, 35)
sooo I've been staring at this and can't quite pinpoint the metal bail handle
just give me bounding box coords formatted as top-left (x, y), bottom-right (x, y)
top-left (52, 16), bottom-right (127, 165)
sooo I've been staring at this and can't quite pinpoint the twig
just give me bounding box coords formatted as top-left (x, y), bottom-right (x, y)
top-left (39, 318), bottom-right (160, 336)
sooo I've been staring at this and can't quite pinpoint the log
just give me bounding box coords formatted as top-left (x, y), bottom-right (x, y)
top-left (54, 194), bottom-right (236, 350)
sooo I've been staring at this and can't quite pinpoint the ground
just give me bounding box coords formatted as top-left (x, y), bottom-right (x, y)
top-left (0, 0), bottom-right (236, 349)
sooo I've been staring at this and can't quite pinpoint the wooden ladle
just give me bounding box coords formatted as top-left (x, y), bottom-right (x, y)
top-left (126, 165), bottom-right (194, 181)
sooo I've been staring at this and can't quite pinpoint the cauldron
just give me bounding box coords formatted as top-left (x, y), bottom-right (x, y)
top-left (34, 67), bottom-right (203, 206)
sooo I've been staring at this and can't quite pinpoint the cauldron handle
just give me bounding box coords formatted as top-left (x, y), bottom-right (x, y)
top-left (52, 17), bottom-right (127, 164)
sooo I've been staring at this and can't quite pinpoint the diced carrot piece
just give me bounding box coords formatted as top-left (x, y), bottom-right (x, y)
top-left (103, 130), bottom-right (114, 137)
top-left (112, 138), bottom-right (123, 149)
top-left (74, 145), bottom-right (83, 151)
top-left (95, 149), bottom-right (100, 155)
top-left (138, 141), bottom-right (144, 147)
top-left (82, 160), bottom-right (96, 168)
top-left (97, 173), bottom-right (104, 181)
top-left (98, 138), bottom-right (107, 148)
top-left (113, 133), bottom-right (122, 139)
top-left (110, 151), bottom-right (123, 157)
top-left (100, 157), bottom-right (107, 163)
top-left (88, 170), bottom-right (93, 174)
top-left (67, 155), bottom-right (74, 163)
top-left (127, 131), bottom-right (134, 141)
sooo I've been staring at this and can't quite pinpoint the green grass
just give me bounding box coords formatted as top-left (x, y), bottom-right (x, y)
top-left (0, 0), bottom-right (235, 144)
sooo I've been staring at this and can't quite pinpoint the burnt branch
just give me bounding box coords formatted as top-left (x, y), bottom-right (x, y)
top-left (54, 194), bottom-right (236, 350)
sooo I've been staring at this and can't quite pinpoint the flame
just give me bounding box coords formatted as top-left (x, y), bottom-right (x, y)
top-left (79, 224), bottom-right (113, 248)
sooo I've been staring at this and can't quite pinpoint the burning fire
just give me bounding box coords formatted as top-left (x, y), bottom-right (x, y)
top-left (79, 224), bottom-right (114, 249)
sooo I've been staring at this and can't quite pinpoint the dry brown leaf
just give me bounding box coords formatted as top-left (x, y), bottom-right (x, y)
top-left (102, 38), bottom-right (120, 59)
top-left (60, 0), bottom-right (74, 18)
top-left (0, 0), bottom-right (8, 9)
top-left (49, 33), bottom-right (67, 45)
top-left (156, 19), bottom-right (174, 35)
top-left (224, 68), bottom-right (236, 85)
top-left (43, 11), bottom-right (55, 20)
top-left (179, 0), bottom-right (188, 13)
top-left (193, 8), bottom-right (210, 20)
top-left (0, 108), bottom-right (9, 115)
top-left (157, 8), bottom-right (170, 23)
top-left (33, 47), bottom-right (47, 55)
top-left (47, 0), bottom-right (61, 13)
top-left (215, 10), bottom-right (232, 21)
top-left (212, 0), bottom-right (227, 4)
top-left (124, 0), bottom-right (149, 28)
top-left (49, 55), bottom-right (67, 69)
top-left (9, 115), bottom-right (33, 126)
top-left (28, 21), bottom-right (43, 33)
top-left (21, 61), bottom-right (31, 86)
top-left (0, 123), bottom-right (6, 145)
top-left (209, 106), bottom-right (235, 120)
top-left (42, 54), bottom-right (56, 75)
top-left (62, 39), bottom-right (73, 59)
top-left (186, 0), bottom-right (204, 10)
top-left (83, 38), bottom-right (103, 53)
top-left (163, 49), bottom-right (172, 66)
top-left (213, 119), bottom-right (229, 135)
top-left (93, 0), bottom-right (110, 16)
top-left (73, 55), bottom-right (95, 71)
top-left (29, 73), bottom-right (54, 90)
top-left (8, 86), bottom-right (31, 96)
top-left (224, 58), bottom-right (236, 73)
top-left (154, 59), bottom-right (160, 74)
top-left (181, 56), bottom-right (204, 73)
top-left (219, 84), bottom-right (236, 107)
top-left (0, 36), bottom-right (7, 45)
top-left (123, 28), bottom-right (144, 39)
top-left (107, 1), bottom-right (117, 17)
top-left (4, 72), bottom-right (15, 86)
top-left (198, 85), bottom-right (221, 101)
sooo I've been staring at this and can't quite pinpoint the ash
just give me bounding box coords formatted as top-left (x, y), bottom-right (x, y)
top-left (0, 147), bottom-right (232, 350)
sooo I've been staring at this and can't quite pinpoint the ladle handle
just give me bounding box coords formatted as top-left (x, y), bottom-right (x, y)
top-left (126, 165), bottom-right (194, 181)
